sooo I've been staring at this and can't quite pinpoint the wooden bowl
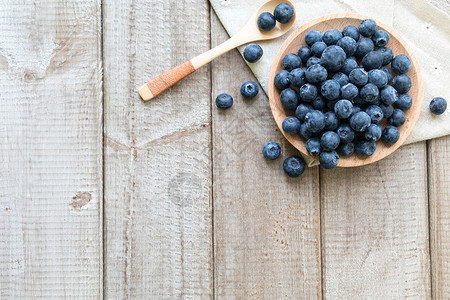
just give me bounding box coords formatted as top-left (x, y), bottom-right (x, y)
top-left (269, 13), bottom-right (423, 167)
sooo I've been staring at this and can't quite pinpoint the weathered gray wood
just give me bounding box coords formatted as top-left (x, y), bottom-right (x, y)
top-left (321, 143), bottom-right (431, 298)
top-left (211, 11), bottom-right (322, 299)
top-left (428, 136), bottom-right (450, 299)
top-left (103, 0), bottom-right (213, 298)
top-left (0, 0), bottom-right (103, 298)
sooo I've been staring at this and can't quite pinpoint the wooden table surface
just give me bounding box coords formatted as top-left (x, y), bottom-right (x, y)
top-left (1, 0), bottom-right (449, 299)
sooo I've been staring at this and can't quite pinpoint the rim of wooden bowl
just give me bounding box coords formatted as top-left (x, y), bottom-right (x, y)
top-left (269, 13), bottom-right (423, 167)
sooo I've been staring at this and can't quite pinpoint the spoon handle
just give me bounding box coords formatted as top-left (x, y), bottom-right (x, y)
top-left (138, 35), bottom-right (244, 101)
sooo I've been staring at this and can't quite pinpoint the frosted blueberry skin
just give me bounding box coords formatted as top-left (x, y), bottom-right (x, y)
top-left (396, 94), bottom-right (413, 111)
top-left (320, 131), bottom-right (341, 151)
top-left (305, 29), bottom-right (323, 46)
top-left (295, 103), bottom-right (313, 122)
top-left (360, 83), bottom-right (379, 103)
top-left (337, 36), bottom-right (357, 57)
top-left (312, 95), bottom-right (326, 110)
top-left (282, 53), bottom-right (302, 71)
top-left (364, 124), bottom-right (383, 141)
top-left (306, 56), bottom-right (321, 68)
top-left (337, 142), bottom-right (355, 156)
top-left (297, 46), bottom-right (312, 63)
top-left (355, 140), bottom-right (376, 156)
top-left (377, 47), bottom-right (394, 66)
top-left (240, 81), bottom-right (259, 98)
top-left (362, 51), bottom-right (383, 70)
top-left (337, 123), bottom-right (356, 143)
top-left (324, 111), bottom-right (340, 131)
top-left (391, 55), bottom-right (412, 74)
top-left (380, 103), bottom-right (394, 119)
top-left (283, 156), bottom-right (306, 177)
top-left (320, 45), bottom-right (346, 72)
top-left (382, 125), bottom-right (400, 144)
top-left (299, 83), bottom-right (318, 102)
top-left (340, 58), bottom-right (359, 75)
top-left (319, 151), bottom-right (340, 169)
top-left (262, 142), bottom-right (281, 160)
top-left (359, 19), bottom-right (377, 37)
top-left (289, 68), bottom-right (306, 88)
top-left (380, 85), bottom-right (399, 105)
top-left (305, 64), bottom-right (328, 83)
top-left (429, 97), bottom-right (447, 115)
top-left (300, 122), bottom-right (314, 139)
top-left (355, 37), bottom-right (374, 59)
top-left (243, 43), bottom-right (263, 63)
top-left (306, 137), bottom-right (322, 156)
top-left (274, 70), bottom-right (291, 90)
top-left (332, 72), bottom-right (350, 87)
top-left (282, 116), bottom-right (301, 134)
top-left (342, 25), bottom-right (360, 41)
top-left (372, 30), bottom-right (390, 47)
top-left (380, 66), bottom-right (393, 82)
top-left (323, 29), bottom-right (343, 46)
top-left (321, 79), bottom-right (341, 100)
top-left (389, 109), bottom-right (406, 127)
top-left (304, 110), bottom-right (326, 133)
top-left (215, 93), bottom-right (233, 110)
top-left (392, 74), bottom-right (412, 94)
top-left (339, 83), bottom-right (357, 100)
top-left (349, 111), bottom-right (371, 132)
top-left (311, 42), bottom-right (327, 57)
top-left (280, 88), bottom-right (299, 110)
top-left (273, 3), bottom-right (295, 24)
top-left (257, 12), bottom-right (276, 31)
top-left (365, 105), bottom-right (384, 124)
top-left (334, 99), bottom-right (353, 119)
top-left (368, 69), bottom-right (388, 89)
top-left (349, 68), bottom-right (368, 87)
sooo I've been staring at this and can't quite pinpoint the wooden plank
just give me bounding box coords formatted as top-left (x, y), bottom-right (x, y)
top-left (102, 0), bottom-right (213, 298)
top-left (211, 11), bottom-right (322, 299)
top-left (428, 136), bottom-right (450, 299)
top-left (321, 143), bottom-right (431, 298)
top-left (0, 1), bottom-right (103, 299)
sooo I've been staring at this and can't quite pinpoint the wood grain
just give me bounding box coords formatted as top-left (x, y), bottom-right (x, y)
top-left (103, 0), bottom-right (213, 298)
top-left (0, 0), bottom-right (103, 298)
top-left (321, 143), bottom-right (430, 298)
top-left (211, 11), bottom-right (322, 299)
top-left (428, 136), bottom-right (450, 299)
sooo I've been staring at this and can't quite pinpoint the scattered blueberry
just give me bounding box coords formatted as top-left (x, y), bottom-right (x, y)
top-left (299, 83), bottom-right (318, 102)
top-left (429, 97), bottom-right (447, 115)
top-left (340, 58), bottom-right (359, 75)
top-left (295, 103), bottom-right (313, 121)
top-left (324, 111), bottom-right (340, 130)
top-left (377, 47), bottom-right (394, 66)
top-left (240, 81), bottom-right (259, 98)
top-left (332, 72), bottom-right (350, 86)
top-left (362, 51), bottom-right (383, 70)
top-left (380, 85), bottom-right (399, 105)
top-left (297, 46), bottom-right (312, 63)
top-left (262, 142), bottom-right (281, 160)
top-left (312, 95), bottom-right (327, 110)
top-left (306, 137), bottom-right (322, 156)
top-left (349, 111), bottom-right (371, 132)
top-left (243, 43), bottom-right (263, 63)
top-left (306, 64), bottom-right (328, 83)
top-left (215, 93), bottom-right (233, 110)
top-left (341, 83), bottom-right (359, 100)
top-left (280, 88), bottom-right (299, 110)
top-left (380, 103), bottom-right (394, 119)
top-left (359, 19), bottom-right (377, 37)
top-left (274, 70), bottom-right (291, 89)
top-left (321, 79), bottom-right (341, 100)
top-left (321, 45), bottom-right (347, 72)
top-left (389, 108), bottom-right (406, 127)
top-left (311, 42), bottom-right (327, 57)
top-left (307, 56), bottom-right (321, 68)
top-left (257, 12), bottom-right (276, 31)
top-left (334, 99), bottom-right (354, 119)
top-left (282, 116), bottom-right (301, 134)
top-left (392, 74), bottom-right (411, 94)
top-left (372, 30), bottom-right (390, 47)
top-left (282, 53), bottom-right (302, 71)
top-left (337, 142), bottom-right (355, 156)
top-left (283, 156), bottom-right (306, 177)
top-left (337, 36), bottom-right (357, 57)
top-left (355, 140), bottom-right (376, 156)
top-left (305, 29), bottom-right (323, 46)
top-left (323, 29), bottom-right (343, 46)
top-left (349, 68), bottom-right (369, 87)
top-left (305, 110), bottom-right (326, 133)
top-left (337, 123), bottom-right (356, 143)
top-left (273, 3), bottom-right (295, 24)
top-left (319, 151), bottom-right (339, 169)
top-left (368, 69), bottom-right (388, 89)
top-left (365, 105), bottom-right (384, 124)
top-left (382, 125), bottom-right (400, 144)
top-left (342, 25), bottom-right (360, 41)
top-left (321, 131), bottom-right (341, 151)
top-left (355, 37), bottom-right (374, 59)
top-left (396, 94), bottom-right (412, 111)
top-left (391, 55), bottom-right (411, 74)
top-left (365, 124), bottom-right (383, 141)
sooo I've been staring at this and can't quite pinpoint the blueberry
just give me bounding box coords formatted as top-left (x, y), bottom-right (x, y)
top-left (243, 43), bottom-right (263, 63)
top-left (307, 56), bottom-right (321, 68)
top-left (355, 140), bottom-right (376, 156)
top-left (262, 142), bottom-right (281, 160)
top-left (341, 83), bottom-right (358, 100)
top-left (274, 70), bottom-right (291, 89)
top-left (430, 97), bottom-right (447, 115)
top-left (342, 25), bottom-right (360, 41)
top-left (391, 55), bottom-right (411, 74)
top-left (289, 68), bottom-right (306, 88)
top-left (334, 99), bottom-right (353, 119)
top-left (349, 111), bottom-right (371, 132)
top-left (257, 12), bottom-right (276, 31)
top-left (312, 95), bottom-right (326, 110)
top-left (360, 83), bottom-right (379, 103)
top-left (283, 156), bottom-right (306, 177)
top-left (380, 66), bottom-right (393, 82)
top-left (297, 46), bottom-right (312, 63)
top-left (362, 51), bottom-right (383, 70)
top-left (392, 74), bottom-right (411, 94)
top-left (359, 19), bottom-right (377, 37)
top-left (337, 36), bottom-right (357, 57)
top-left (324, 111), bottom-right (340, 130)
top-left (349, 68), bottom-right (368, 87)
top-left (333, 72), bottom-right (350, 86)
top-left (280, 88), bottom-right (299, 110)
top-left (282, 53), bottom-right (302, 71)
top-left (306, 64), bottom-right (328, 83)
top-left (321, 131), bottom-right (341, 151)
top-left (305, 110), bottom-right (326, 133)
top-left (380, 85), bottom-right (399, 105)
top-left (282, 116), bottom-right (301, 134)
top-left (300, 122), bottom-right (314, 139)
top-left (340, 58), bottom-right (358, 75)
top-left (364, 124), bottom-right (383, 141)
top-left (305, 30), bottom-right (323, 46)
top-left (323, 29), bottom-right (343, 46)
top-left (372, 30), bottom-right (390, 47)
top-left (351, 105), bottom-right (362, 116)
top-left (396, 94), bottom-right (412, 111)
top-left (337, 142), bottom-right (355, 156)
top-left (321, 45), bottom-right (346, 72)
top-left (274, 3), bottom-right (295, 24)
top-left (300, 83), bottom-right (318, 102)
top-left (306, 137), bottom-right (322, 156)
top-left (215, 93), bottom-right (233, 109)
top-left (368, 69), bottom-right (388, 89)
top-left (311, 42), bottom-right (327, 57)
top-left (365, 105), bottom-right (384, 124)
top-left (321, 79), bottom-right (341, 100)
top-left (355, 37), bottom-right (374, 59)
top-left (319, 151), bottom-right (339, 169)
top-left (336, 123), bottom-right (355, 143)
top-left (382, 125), bottom-right (400, 144)
top-left (380, 103), bottom-right (394, 119)
top-left (389, 109), bottom-right (406, 126)
top-left (295, 103), bottom-right (313, 121)
top-left (377, 47), bottom-right (394, 66)
top-left (240, 81), bottom-right (259, 98)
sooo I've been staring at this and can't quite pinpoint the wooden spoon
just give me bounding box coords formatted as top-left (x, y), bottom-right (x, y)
top-left (138, 0), bottom-right (296, 101)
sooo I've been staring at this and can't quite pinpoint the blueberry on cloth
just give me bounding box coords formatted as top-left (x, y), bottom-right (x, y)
top-left (429, 97), bottom-right (447, 115)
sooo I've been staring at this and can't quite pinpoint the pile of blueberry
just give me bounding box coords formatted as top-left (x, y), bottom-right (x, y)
top-left (274, 18), bottom-right (417, 170)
